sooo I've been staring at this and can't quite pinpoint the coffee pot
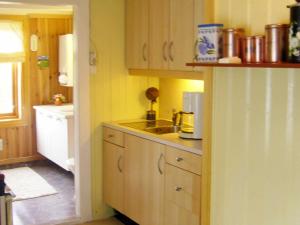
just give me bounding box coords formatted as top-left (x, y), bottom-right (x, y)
top-left (179, 92), bottom-right (204, 140)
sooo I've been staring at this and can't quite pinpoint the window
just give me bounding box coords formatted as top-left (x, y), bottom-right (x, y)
top-left (0, 63), bottom-right (21, 119)
top-left (0, 21), bottom-right (24, 120)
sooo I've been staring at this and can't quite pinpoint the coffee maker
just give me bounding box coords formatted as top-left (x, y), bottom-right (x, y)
top-left (179, 92), bottom-right (203, 140)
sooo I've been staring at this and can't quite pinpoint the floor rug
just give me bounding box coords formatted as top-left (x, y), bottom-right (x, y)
top-left (1, 167), bottom-right (57, 201)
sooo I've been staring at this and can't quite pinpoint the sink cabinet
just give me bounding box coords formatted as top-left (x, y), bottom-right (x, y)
top-left (103, 126), bottom-right (202, 225)
top-left (34, 105), bottom-right (74, 171)
top-left (124, 134), bottom-right (165, 225)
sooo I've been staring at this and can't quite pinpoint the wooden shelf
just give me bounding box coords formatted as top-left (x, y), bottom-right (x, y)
top-left (186, 62), bottom-right (300, 69)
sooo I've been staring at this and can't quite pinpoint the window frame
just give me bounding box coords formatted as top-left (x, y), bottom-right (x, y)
top-left (0, 63), bottom-right (20, 120)
top-left (0, 16), bottom-right (27, 127)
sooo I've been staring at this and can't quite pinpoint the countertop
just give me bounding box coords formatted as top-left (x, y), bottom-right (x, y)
top-left (103, 120), bottom-right (202, 155)
top-left (33, 104), bottom-right (74, 119)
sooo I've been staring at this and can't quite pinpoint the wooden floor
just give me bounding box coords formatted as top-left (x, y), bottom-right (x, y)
top-left (82, 217), bottom-right (124, 225)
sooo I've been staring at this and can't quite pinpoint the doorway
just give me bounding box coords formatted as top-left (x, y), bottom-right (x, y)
top-left (0, 0), bottom-right (91, 224)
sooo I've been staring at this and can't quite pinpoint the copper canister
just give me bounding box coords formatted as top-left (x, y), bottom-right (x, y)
top-left (222, 28), bottom-right (245, 58)
top-left (241, 36), bottom-right (253, 63)
top-left (265, 24), bottom-right (287, 63)
top-left (252, 35), bottom-right (265, 63)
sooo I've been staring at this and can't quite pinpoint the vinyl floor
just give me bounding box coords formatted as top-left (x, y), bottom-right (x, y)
top-left (82, 217), bottom-right (124, 225)
top-left (0, 160), bottom-right (76, 225)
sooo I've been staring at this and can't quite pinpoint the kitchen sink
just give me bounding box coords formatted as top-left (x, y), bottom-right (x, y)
top-left (144, 125), bottom-right (180, 134)
top-left (120, 120), bottom-right (180, 134)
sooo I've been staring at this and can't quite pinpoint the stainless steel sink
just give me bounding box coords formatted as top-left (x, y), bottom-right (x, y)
top-left (120, 120), bottom-right (179, 134)
top-left (144, 125), bottom-right (180, 134)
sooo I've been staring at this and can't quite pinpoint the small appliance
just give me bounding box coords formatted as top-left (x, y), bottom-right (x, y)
top-left (179, 92), bottom-right (204, 140)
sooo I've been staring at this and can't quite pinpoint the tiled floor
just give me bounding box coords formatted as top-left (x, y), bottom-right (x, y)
top-left (0, 160), bottom-right (76, 225)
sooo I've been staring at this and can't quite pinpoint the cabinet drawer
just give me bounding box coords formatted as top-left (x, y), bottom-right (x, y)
top-left (103, 127), bottom-right (124, 147)
top-left (164, 164), bottom-right (200, 225)
top-left (165, 146), bottom-right (201, 175)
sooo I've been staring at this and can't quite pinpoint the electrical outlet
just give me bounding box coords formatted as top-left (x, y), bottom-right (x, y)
top-left (0, 139), bottom-right (3, 151)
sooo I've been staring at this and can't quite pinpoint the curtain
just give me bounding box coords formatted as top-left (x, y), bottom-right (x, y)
top-left (0, 20), bottom-right (24, 62)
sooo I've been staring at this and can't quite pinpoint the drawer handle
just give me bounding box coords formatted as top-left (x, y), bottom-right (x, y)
top-left (157, 153), bottom-right (164, 175)
top-left (108, 134), bottom-right (114, 138)
top-left (176, 157), bottom-right (183, 162)
top-left (117, 155), bottom-right (123, 173)
top-left (175, 186), bottom-right (183, 192)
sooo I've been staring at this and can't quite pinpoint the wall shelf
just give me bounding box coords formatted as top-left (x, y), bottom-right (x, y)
top-left (186, 62), bottom-right (300, 69)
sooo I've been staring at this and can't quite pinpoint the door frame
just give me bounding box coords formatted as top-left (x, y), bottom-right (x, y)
top-left (0, 0), bottom-right (92, 223)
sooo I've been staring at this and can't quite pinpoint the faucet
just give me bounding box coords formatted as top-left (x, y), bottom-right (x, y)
top-left (172, 109), bottom-right (183, 127)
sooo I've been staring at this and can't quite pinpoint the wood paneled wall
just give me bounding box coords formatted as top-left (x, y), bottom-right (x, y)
top-left (0, 15), bottom-right (73, 165)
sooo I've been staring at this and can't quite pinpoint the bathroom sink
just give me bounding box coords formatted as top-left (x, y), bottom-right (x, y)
top-left (120, 120), bottom-right (179, 134)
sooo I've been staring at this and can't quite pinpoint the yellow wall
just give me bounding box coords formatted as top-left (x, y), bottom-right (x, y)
top-left (90, 0), bottom-right (158, 218)
top-left (159, 78), bottom-right (204, 119)
top-left (212, 1), bottom-right (300, 225)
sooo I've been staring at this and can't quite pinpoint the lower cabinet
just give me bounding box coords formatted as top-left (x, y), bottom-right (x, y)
top-left (103, 128), bottom-right (201, 225)
top-left (124, 134), bottom-right (165, 225)
top-left (164, 164), bottom-right (201, 225)
top-left (103, 141), bottom-right (124, 213)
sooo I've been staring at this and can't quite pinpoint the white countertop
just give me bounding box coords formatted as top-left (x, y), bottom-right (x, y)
top-left (33, 104), bottom-right (74, 119)
top-left (103, 120), bottom-right (202, 155)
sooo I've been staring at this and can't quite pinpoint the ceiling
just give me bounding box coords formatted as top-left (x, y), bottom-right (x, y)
top-left (0, 2), bottom-right (73, 15)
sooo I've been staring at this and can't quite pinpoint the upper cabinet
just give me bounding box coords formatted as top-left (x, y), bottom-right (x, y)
top-left (126, 0), bottom-right (204, 72)
top-left (126, 0), bottom-right (149, 69)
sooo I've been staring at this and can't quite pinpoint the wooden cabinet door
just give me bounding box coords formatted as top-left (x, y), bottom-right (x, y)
top-left (103, 141), bottom-right (124, 213)
top-left (164, 164), bottom-right (201, 225)
top-left (149, 0), bottom-right (169, 70)
top-left (169, 0), bottom-right (195, 71)
top-left (126, 0), bottom-right (149, 69)
top-left (124, 134), bottom-right (165, 225)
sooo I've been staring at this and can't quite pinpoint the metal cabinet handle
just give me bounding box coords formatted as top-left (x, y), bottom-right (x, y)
top-left (163, 41), bottom-right (168, 61)
top-left (142, 43), bottom-right (147, 61)
top-left (175, 186), bottom-right (183, 192)
top-left (117, 155), bottom-right (123, 173)
top-left (157, 153), bottom-right (164, 175)
top-left (169, 41), bottom-right (174, 62)
top-left (108, 134), bottom-right (114, 138)
top-left (176, 157), bottom-right (183, 162)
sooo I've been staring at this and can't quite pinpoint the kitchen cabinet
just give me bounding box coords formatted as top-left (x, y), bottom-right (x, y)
top-left (165, 145), bottom-right (202, 175)
top-left (127, 0), bottom-right (204, 71)
top-left (103, 141), bottom-right (124, 213)
top-left (124, 134), bottom-right (165, 225)
top-left (164, 164), bottom-right (201, 225)
top-left (103, 125), bottom-right (204, 225)
top-left (103, 127), bottom-right (125, 212)
top-left (126, 0), bottom-right (149, 69)
top-left (164, 146), bottom-right (202, 225)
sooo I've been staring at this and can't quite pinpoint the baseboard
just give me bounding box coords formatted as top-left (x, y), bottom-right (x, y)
top-left (0, 155), bottom-right (44, 166)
